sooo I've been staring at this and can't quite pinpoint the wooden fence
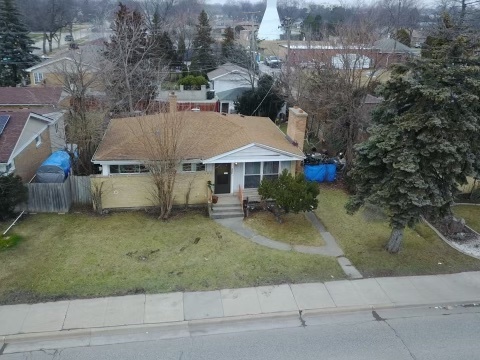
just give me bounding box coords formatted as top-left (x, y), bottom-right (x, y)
top-left (22, 175), bottom-right (92, 213)
top-left (70, 175), bottom-right (92, 205)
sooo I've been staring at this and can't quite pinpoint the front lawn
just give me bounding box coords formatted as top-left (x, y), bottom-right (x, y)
top-left (453, 205), bottom-right (480, 233)
top-left (244, 211), bottom-right (325, 246)
top-left (0, 211), bottom-right (344, 304)
top-left (315, 186), bottom-right (480, 277)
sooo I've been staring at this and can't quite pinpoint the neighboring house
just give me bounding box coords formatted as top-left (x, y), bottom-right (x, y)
top-left (277, 38), bottom-right (416, 69)
top-left (156, 85), bottom-right (218, 112)
top-left (0, 109), bottom-right (66, 181)
top-left (207, 63), bottom-right (256, 113)
top-left (216, 87), bottom-right (251, 114)
top-left (24, 41), bottom-right (103, 89)
top-left (0, 87), bottom-right (64, 108)
top-left (91, 100), bottom-right (307, 210)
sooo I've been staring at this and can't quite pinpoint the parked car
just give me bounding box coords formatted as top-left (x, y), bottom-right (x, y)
top-left (69, 42), bottom-right (79, 50)
top-left (64, 34), bottom-right (74, 42)
top-left (265, 56), bottom-right (281, 68)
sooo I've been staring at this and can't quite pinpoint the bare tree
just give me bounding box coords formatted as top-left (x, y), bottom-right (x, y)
top-left (290, 20), bottom-right (388, 171)
top-left (131, 111), bottom-right (200, 219)
top-left (52, 51), bottom-right (107, 175)
top-left (102, 3), bottom-right (157, 115)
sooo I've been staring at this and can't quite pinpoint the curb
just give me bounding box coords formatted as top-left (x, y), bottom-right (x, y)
top-left (4, 300), bottom-right (480, 351)
top-left (422, 217), bottom-right (480, 261)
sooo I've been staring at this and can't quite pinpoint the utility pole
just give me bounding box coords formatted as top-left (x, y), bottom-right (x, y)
top-left (280, 17), bottom-right (292, 79)
top-left (243, 11), bottom-right (261, 90)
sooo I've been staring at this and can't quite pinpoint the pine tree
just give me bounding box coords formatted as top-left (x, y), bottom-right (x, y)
top-left (346, 29), bottom-right (480, 253)
top-left (190, 10), bottom-right (216, 75)
top-left (235, 75), bottom-right (283, 120)
top-left (0, 0), bottom-right (39, 86)
top-left (221, 26), bottom-right (235, 60)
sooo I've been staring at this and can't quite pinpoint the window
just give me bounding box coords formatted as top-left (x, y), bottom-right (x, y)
top-left (33, 72), bottom-right (43, 84)
top-left (244, 161), bottom-right (280, 189)
top-left (110, 164), bottom-right (148, 174)
top-left (244, 162), bottom-right (261, 189)
top-left (35, 135), bottom-right (42, 147)
top-left (182, 163), bottom-right (205, 172)
top-left (263, 161), bottom-right (279, 182)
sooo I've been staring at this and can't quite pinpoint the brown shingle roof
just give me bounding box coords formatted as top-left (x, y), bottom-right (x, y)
top-left (93, 112), bottom-right (304, 162)
top-left (0, 87), bottom-right (62, 106)
top-left (0, 111), bottom-right (29, 163)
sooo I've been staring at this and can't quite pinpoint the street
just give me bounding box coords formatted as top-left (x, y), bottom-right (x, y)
top-left (2, 305), bottom-right (480, 359)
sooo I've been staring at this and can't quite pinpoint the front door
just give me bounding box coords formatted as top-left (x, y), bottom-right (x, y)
top-left (214, 163), bottom-right (231, 194)
top-left (221, 102), bottom-right (229, 113)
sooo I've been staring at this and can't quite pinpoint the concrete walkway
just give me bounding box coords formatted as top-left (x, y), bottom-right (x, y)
top-left (216, 213), bottom-right (363, 279)
top-left (1, 272), bottom-right (480, 353)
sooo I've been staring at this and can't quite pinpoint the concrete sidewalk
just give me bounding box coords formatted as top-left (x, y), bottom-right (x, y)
top-left (1, 271), bottom-right (480, 345)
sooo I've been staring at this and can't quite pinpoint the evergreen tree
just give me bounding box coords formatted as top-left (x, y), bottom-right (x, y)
top-left (346, 31), bottom-right (480, 253)
top-left (190, 10), bottom-right (216, 75)
top-left (0, 0), bottom-right (39, 86)
top-left (235, 75), bottom-right (283, 120)
top-left (0, 173), bottom-right (27, 220)
top-left (221, 26), bottom-right (235, 59)
top-left (394, 28), bottom-right (411, 47)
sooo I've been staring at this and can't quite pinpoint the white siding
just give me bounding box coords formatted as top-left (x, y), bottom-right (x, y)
top-left (214, 77), bottom-right (252, 93)
top-left (47, 113), bottom-right (66, 151)
top-left (281, 161), bottom-right (292, 172)
top-left (208, 145), bottom-right (301, 163)
top-left (232, 162), bottom-right (244, 193)
top-left (16, 117), bottom-right (46, 151)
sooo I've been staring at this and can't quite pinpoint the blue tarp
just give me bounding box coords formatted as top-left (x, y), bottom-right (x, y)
top-left (36, 150), bottom-right (71, 183)
top-left (304, 164), bottom-right (336, 183)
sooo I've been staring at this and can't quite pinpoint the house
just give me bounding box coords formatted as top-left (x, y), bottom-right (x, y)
top-left (207, 63), bottom-right (256, 114)
top-left (91, 100), bottom-right (307, 210)
top-left (0, 109), bottom-right (66, 181)
top-left (156, 85), bottom-right (218, 112)
top-left (24, 41), bottom-right (103, 88)
top-left (277, 38), bottom-right (416, 69)
top-left (0, 87), bottom-right (64, 108)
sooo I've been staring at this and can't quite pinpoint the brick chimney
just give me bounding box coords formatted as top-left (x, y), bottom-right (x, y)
top-left (286, 106), bottom-right (308, 151)
top-left (168, 92), bottom-right (177, 113)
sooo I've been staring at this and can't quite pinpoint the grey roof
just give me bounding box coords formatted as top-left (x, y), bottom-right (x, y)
top-left (216, 87), bottom-right (251, 101)
top-left (207, 63), bottom-right (251, 80)
top-left (373, 38), bottom-right (413, 54)
top-left (364, 94), bottom-right (383, 104)
top-left (26, 41), bottom-right (104, 72)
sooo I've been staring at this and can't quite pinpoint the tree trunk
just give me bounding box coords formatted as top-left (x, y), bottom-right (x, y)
top-left (386, 227), bottom-right (404, 253)
top-left (43, 33), bottom-right (47, 55)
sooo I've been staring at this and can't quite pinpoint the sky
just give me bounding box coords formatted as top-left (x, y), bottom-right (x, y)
top-left (204, 0), bottom-right (439, 7)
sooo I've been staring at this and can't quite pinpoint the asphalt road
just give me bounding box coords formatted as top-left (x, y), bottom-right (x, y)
top-left (2, 305), bottom-right (480, 360)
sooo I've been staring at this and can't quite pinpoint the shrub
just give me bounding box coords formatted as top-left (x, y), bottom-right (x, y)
top-left (178, 75), bottom-right (208, 87)
top-left (0, 174), bottom-right (28, 220)
top-left (258, 169), bottom-right (319, 222)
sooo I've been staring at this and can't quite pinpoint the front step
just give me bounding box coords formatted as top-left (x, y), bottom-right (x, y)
top-left (210, 196), bottom-right (244, 219)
